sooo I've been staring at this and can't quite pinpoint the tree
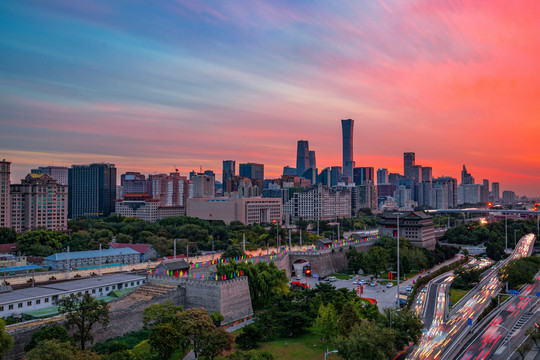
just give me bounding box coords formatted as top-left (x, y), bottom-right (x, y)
top-left (527, 327), bottom-right (540, 349)
top-left (315, 303), bottom-right (338, 340)
top-left (18, 229), bottom-right (68, 256)
top-left (334, 323), bottom-right (396, 360)
top-left (337, 302), bottom-right (360, 337)
top-left (57, 293), bottom-right (110, 350)
top-left (221, 245), bottom-right (245, 260)
top-left (143, 301), bottom-right (183, 329)
top-left (0, 318), bottom-right (13, 359)
top-left (24, 324), bottom-right (71, 352)
top-left (148, 322), bottom-right (182, 359)
top-left (366, 247), bottom-right (389, 278)
top-left (178, 308), bottom-right (216, 358)
top-left (235, 324), bottom-right (263, 350)
top-left (199, 327), bottom-right (234, 360)
top-left (0, 227), bottom-right (17, 244)
top-left (211, 312), bottom-right (225, 327)
top-left (380, 308), bottom-right (423, 350)
top-left (516, 342), bottom-right (531, 359)
top-left (25, 339), bottom-right (100, 360)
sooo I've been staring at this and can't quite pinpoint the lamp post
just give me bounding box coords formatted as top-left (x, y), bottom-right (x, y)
top-left (325, 348), bottom-right (338, 360)
top-left (497, 324), bottom-right (511, 359)
top-left (393, 212), bottom-right (401, 307)
top-left (505, 214), bottom-right (508, 252)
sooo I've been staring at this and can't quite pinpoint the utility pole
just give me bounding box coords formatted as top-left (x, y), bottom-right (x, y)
top-left (98, 243), bottom-right (102, 276)
top-left (505, 214), bottom-right (508, 252)
top-left (243, 233), bottom-right (246, 253)
top-left (393, 212), bottom-right (401, 307)
top-left (300, 229), bottom-right (302, 247)
top-left (289, 229), bottom-right (292, 250)
top-left (66, 246), bottom-right (70, 280)
top-left (174, 238), bottom-right (177, 258)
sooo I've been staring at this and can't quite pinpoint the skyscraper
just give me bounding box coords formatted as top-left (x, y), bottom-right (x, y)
top-left (492, 182), bottom-right (500, 201)
top-left (481, 179), bottom-right (489, 203)
top-left (32, 166), bottom-right (69, 185)
top-left (341, 119), bottom-right (354, 183)
top-left (461, 165), bottom-right (475, 184)
top-left (421, 167), bottom-right (433, 183)
top-left (239, 163), bottom-right (264, 189)
top-left (0, 160), bottom-right (11, 228)
top-left (403, 152), bottom-right (415, 179)
top-left (222, 160), bottom-right (236, 188)
top-left (353, 167), bottom-right (374, 186)
top-left (377, 168), bottom-right (388, 185)
top-left (309, 150), bottom-right (316, 170)
top-left (296, 141), bottom-right (310, 177)
top-left (68, 163), bottom-right (117, 218)
top-left (330, 166), bottom-right (342, 187)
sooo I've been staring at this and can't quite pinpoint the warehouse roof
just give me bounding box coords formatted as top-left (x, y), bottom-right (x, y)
top-left (45, 248), bottom-right (139, 261)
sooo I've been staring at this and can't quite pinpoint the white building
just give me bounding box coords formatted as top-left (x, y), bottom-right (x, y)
top-left (115, 193), bottom-right (159, 222)
top-left (283, 184), bottom-right (351, 221)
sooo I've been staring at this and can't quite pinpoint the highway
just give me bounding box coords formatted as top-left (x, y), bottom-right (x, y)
top-left (406, 234), bottom-right (536, 360)
top-left (457, 273), bottom-right (540, 360)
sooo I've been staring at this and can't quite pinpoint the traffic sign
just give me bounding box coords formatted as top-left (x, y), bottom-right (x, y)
top-left (509, 290), bottom-right (519, 295)
top-left (536, 292), bottom-right (540, 297)
top-left (468, 318), bottom-right (473, 326)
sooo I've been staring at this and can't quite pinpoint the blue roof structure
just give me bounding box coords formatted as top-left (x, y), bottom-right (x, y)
top-left (1, 265), bottom-right (45, 272)
top-left (45, 248), bottom-right (139, 261)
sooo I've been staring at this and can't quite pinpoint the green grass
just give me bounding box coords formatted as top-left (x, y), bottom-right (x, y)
top-left (330, 273), bottom-right (352, 280)
top-left (255, 327), bottom-right (339, 360)
top-left (130, 339), bottom-right (188, 360)
top-left (449, 288), bottom-right (469, 307)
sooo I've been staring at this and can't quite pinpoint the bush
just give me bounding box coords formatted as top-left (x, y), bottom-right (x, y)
top-left (235, 324), bottom-right (263, 350)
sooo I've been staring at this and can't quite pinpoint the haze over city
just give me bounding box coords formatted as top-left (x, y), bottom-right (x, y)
top-left (1, 1), bottom-right (539, 196)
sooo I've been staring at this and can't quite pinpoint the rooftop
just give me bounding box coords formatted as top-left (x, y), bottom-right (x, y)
top-left (158, 259), bottom-right (190, 271)
top-left (109, 243), bottom-right (153, 254)
top-left (0, 243), bottom-right (18, 253)
top-left (45, 248), bottom-right (139, 261)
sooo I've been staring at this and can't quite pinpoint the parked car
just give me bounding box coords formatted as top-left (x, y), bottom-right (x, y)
top-left (386, 282), bottom-right (394, 288)
top-left (329, 276), bottom-right (337, 282)
top-left (406, 285), bottom-right (412, 292)
top-left (296, 275), bottom-right (301, 280)
top-left (359, 279), bottom-right (367, 285)
top-left (352, 280), bottom-right (359, 285)
top-left (369, 281), bottom-right (378, 287)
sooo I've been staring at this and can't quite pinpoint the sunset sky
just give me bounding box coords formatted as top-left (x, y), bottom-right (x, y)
top-left (1, 1), bottom-right (539, 196)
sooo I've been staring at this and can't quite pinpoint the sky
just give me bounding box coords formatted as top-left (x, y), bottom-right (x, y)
top-left (1, 1), bottom-right (539, 196)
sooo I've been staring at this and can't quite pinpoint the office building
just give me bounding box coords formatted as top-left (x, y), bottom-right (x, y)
top-left (377, 168), bottom-right (388, 185)
top-left (421, 167), bottom-right (433, 183)
top-left (341, 119), bottom-right (355, 183)
top-left (481, 179), bottom-right (489, 204)
top-left (378, 211), bottom-right (436, 250)
top-left (461, 165), bottom-right (475, 184)
top-left (317, 167), bottom-right (331, 186)
top-left (309, 150), bottom-right (316, 170)
top-left (377, 184), bottom-right (396, 198)
top-left (0, 160), bottom-right (11, 228)
top-left (330, 166), bottom-right (342, 187)
top-left (410, 165), bottom-right (422, 183)
top-left (355, 182), bottom-right (377, 211)
top-left (458, 184), bottom-right (481, 204)
top-left (388, 173), bottom-right (403, 187)
top-left (192, 173), bottom-right (215, 198)
top-left (430, 183), bottom-right (448, 209)
top-left (301, 168), bottom-right (317, 184)
top-left (10, 173), bottom-right (67, 233)
top-left (68, 163), bottom-right (116, 218)
top-left (32, 166), bottom-right (69, 186)
top-left (239, 163), bottom-right (264, 189)
top-left (394, 185), bottom-right (414, 209)
top-left (283, 183), bottom-right (351, 222)
top-left (416, 181), bottom-right (432, 207)
top-left (283, 166), bottom-right (297, 176)
top-left (492, 182), bottom-right (500, 201)
top-left (403, 152), bottom-right (415, 179)
top-left (222, 160), bottom-right (236, 191)
top-left (187, 197), bottom-right (282, 225)
top-left (296, 141), bottom-right (310, 177)
top-left (121, 172), bottom-right (151, 196)
top-left (114, 193), bottom-right (159, 222)
top-left (433, 177), bottom-right (458, 208)
top-left (353, 167), bottom-right (374, 186)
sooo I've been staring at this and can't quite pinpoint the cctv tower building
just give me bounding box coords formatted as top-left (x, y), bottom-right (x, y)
top-left (341, 119), bottom-right (355, 183)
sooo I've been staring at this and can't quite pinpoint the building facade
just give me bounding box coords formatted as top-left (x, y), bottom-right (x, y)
top-left (341, 119), bottom-right (355, 183)
top-left (0, 160), bottom-right (10, 228)
top-left (114, 193), bottom-right (159, 222)
top-left (355, 182), bottom-right (377, 212)
top-left (10, 174), bottom-right (67, 233)
top-left (44, 248), bottom-right (140, 271)
top-left (283, 183), bottom-right (351, 222)
top-left (353, 167), bottom-right (374, 186)
top-left (377, 168), bottom-right (388, 185)
top-left (296, 140), bottom-right (310, 177)
top-left (68, 163), bottom-right (117, 218)
top-left (187, 197), bottom-right (282, 225)
top-left (192, 173), bottom-right (215, 198)
top-left (222, 160), bottom-right (236, 191)
top-left (403, 152), bottom-right (415, 179)
top-left (32, 166), bottom-right (69, 186)
top-left (378, 211), bottom-right (436, 249)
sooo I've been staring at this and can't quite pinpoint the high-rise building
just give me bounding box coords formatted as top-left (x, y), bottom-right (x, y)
top-left (222, 160), bottom-right (236, 189)
top-left (481, 179), bottom-right (490, 204)
top-left (68, 163), bottom-right (117, 218)
top-left (353, 167), bottom-right (374, 186)
top-left (430, 183), bottom-right (448, 209)
top-left (32, 166), bottom-right (69, 185)
top-left (191, 173), bottom-right (215, 198)
top-left (458, 184), bottom-right (481, 204)
top-left (502, 190), bottom-right (516, 205)
top-left (403, 152), bottom-right (415, 179)
top-left (461, 165), bottom-right (475, 184)
top-left (411, 165), bottom-right (422, 183)
top-left (388, 173), bottom-right (403, 187)
top-left (11, 173), bottom-right (67, 232)
top-left (355, 182), bottom-right (377, 211)
top-left (239, 163), bottom-right (264, 189)
top-left (330, 166), bottom-right (342, 187)
top-left (121, 172), bottom-right (151, 196)
top-left (283, 183), bottom-right (351, 222)
top-left (433, 177), bottom-right (458, 208)
top-left (492, 182), bottom-right (500, 201)
top-left (421, 167), bottom-right (433, 183)
top-left (317, 167), bottom-right (331, 186)
top-left (341, 119), bottom-right (355, 183)
top-left (296, 140), bottom-right (310, 177)
top-left (377, 168), bottom-right (388, 185)
top-left (0, 160), bottom-right (11, 228)
top-left (309, 151), bottom-right (316, 170)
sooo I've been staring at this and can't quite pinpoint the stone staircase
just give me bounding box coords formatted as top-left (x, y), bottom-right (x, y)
top-left (109, 283), bottom-right (177, 309)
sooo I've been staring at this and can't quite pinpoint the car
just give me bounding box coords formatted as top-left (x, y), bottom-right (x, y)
top-left (328, 276), bottom-right (337, 282)
top-left (359, 279), bottom-right (367, 285)
top-left (352, 280), bottom-right (359, 285)
top-left (295, 275), bottom-right (301, 280)
top-left (406, 285), bottom-right (412, 292)
top-left (369, 281), bottom-right (377, 287)
top-left (386, 282), bottom-right (393, 288)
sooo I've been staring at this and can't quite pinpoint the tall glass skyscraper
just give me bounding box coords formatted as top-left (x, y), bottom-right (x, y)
top-left (341, 119), bottom-right (354, 182)
top-left (403, 152), bottom-right (415, 179)
top-left (222, 160), bottom-right (235, 186)
top-left (296, 140), bottom-right (310, 177)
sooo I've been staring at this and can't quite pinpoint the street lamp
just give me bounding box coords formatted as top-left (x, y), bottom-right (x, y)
top-left (505, 214), bottom-right (508, 252)
top-left (325, 348), bottom-right (338, 360)
top-left (497, 324), bottom-right (511, 359)
top-left (393, 212), bottom-right (401, 307)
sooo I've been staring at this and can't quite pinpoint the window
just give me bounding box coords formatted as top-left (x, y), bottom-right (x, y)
top-left (18, 303), bottom-right (23, 308)
top-left (0, 306), bottom-right (3, 311)
top-left (44, 298), bottom-right (49, 303)
top-left (36, 299), bottom-right (41, 305)
top-left (27, 301), bottom-right (32, 306)
top-left (92, 289), bottom-right (96, 294)
top-left (8, 305), bottom-right (13, 310)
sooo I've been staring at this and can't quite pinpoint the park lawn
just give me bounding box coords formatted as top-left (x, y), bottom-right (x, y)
top-left (449, 288), bottom-right (469, 307)
top-left (131, 339), bottom-right (188, 360)
top-left (255, 327), bottom-right (339, 360)
top-left (330, 273), bottom-right (352, 280)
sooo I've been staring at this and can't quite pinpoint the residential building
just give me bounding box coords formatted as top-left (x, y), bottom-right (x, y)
top-left (0, 160), bottom-right (11, 228)
top-left (433, 177), bottom-right (458, 208)
top-left (403, 152), bottom-right (415, 179)
top-left (114, 193), bottom-right (159, 222)
top-left (32, 166), bottom-right (69, 186)
top-left (191, 173), bottom-right (215, 198)
top-left (355, 182), bottom-right (377, 211)
top-left (377, 168), bottom-right (388, 185)
top-left (378, 211), bottom-right (436, 249)
top-left (283, 183), bottom-right (351, 222)
top-left (44, 248), bottom-right (140, 271)
top-left (503, 190), bottom-right (516, 205)
top-left (187, 197), bottom-right (282, 225)
top-left (341, 119), bottom-right (355, 183)
top-left (68, 163), bottom-right (117, 218)
top-left (492, 182), bottom-right (500, 201)
top-left (10, 174), bottom-right (67, 233)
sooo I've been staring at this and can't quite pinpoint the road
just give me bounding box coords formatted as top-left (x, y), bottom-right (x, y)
top-left (457, 273), bottom-right (540, 360)
top-left (406, 234), bottom-right (536, 360)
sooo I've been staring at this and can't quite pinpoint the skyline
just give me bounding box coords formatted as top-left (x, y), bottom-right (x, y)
top-left (1, 1), bottom-right (539, 196)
